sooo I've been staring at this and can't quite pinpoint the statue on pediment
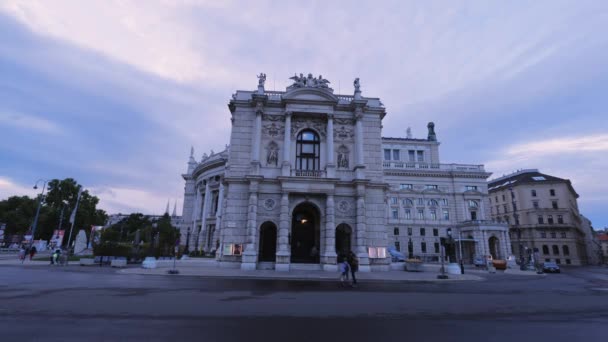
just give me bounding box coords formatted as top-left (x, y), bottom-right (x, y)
top-left (257, 73), bottom-right (266, 87)
top-left (287, 73), bottom-right (332, 91)
top-left (289, 73), bottom-right (306, 88)
top-left (354, 78), bottom-right (361, 92)
top-left (317, 75), bottom-right (330, 88)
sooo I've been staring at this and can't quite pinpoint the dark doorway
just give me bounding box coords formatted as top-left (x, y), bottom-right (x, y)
top-left (335, 223), bottom-right (352, 259)
top-left (258, 222), bottom-right (277, 262)
top-left (489, 236), bottom-right (500, 259)
top-left (290, 202), bottom-right (320, 263)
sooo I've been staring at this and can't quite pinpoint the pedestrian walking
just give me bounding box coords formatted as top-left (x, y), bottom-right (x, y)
top-left (339, 257), bottom-right (350, 286)
top-left (347, 251), bottom-right (359, 287)
top-left (29, 245), bottom-right (37, 260)
top-left (18, 246), bottom-right (26, 261)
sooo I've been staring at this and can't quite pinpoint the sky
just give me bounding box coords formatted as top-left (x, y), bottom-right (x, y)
top-left (0, 0), bottom-right (606, 228)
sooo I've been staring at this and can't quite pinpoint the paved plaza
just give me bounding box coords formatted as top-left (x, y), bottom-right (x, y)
top-left (0, 258), bottom-right (607, 342)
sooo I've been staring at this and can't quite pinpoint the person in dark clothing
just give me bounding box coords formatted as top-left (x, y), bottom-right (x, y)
top-left (29, 246), bottom-right (37, 260)
top-left (347, 251), bottom-right (359, 287)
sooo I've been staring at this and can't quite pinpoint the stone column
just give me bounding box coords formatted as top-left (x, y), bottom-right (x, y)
top-left (190, 186), bottom-right (201, 247)
top-left (241, 182), bottom-right (259, 271)
top-left (354, 111), bottom-right (366, 179)
top-left (211, 181), bottom-right (224, 253)
top-left (323, 194), bottom-right (337, 271)
top-left (251, 110), bottom-right (262, 174)
top-left (282, 111), bottom-right (292, 176)
top-left (356, 193), bottom-right (370, 272)
top-left (197, 181), bottom-right (210, 251)
top-left (480, 230), bottom-right (488, 258)
top-left (326, 114), bottom-right (335, 178)
top-left (276, 192), bottom-right (290, 271)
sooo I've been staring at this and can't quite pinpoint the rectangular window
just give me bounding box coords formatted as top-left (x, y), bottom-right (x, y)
top-left (392, 149), bottom-right (400, 161)
top-left (555, 259), bottom-right (561, 264)
top-left (495, 196), bottom-right (499, 202)
top-left (421, 242), bottom-right (427, 253)
top-left (503, 204), bottom-right (508, 213)
top-left (430, 210), bottom-right (437, 220)
top-left (395, 241), bottom-right (401, 251)
top-left (531, 189), bottom-right (537, 197)
top-left (561, 231), bottom-right (566, 238)
top-left (533, 201), bottom-right (539, 209)
top-left (434, 242), bottom-right (439, 253)
top-left (552, 201), bottom-right (558, 209)
top-left (417, 150), bottom-right (424, 162)
top-left (465, 185), bottom-right (478, 191)
top-left (443, 210), bottom-right (449, 220)
top-left (420, 228), bottom-right (426, 236)
top-left (407, 227), bottom-right (412, 236)
top-left (404, 209), bottom-right (411, 219)
top-left (384, 149), bottom-right (391, 160)
top-left (557, 215), bottom-right (564, 224)
top-left (417, 209), bottom-right (424, 219)
top-left (367, 247), bottom-right (386, 259)
top-left (511, 191), bottom-right (515, 199)
top-left (400, 183), bottom-right (413, 190)
top-left (425, 184), bottom-right (438, 190)
top-left (442, 199), bottom-right (448, 206)
top-left (392, 209), bottom-right (398, 219)
top-left (550, 189), bottom-right (556, 196)
top-left (390, 197), bottom-right (398, 205)
top-left (552, 245), bottom-right (559, 255)
top-left (496, 205), bottom-right (500, 214)
top-left (562, 245), bottom-right (570, 255)
top-left (538, 216), bottom-right (544, 224)
top-left (551, 232), bottom-right (556, 238)
top-left (541, 231), bottom-right (547, 238)
top-left (408, 150), bottom-right (415, 162)
top-left (502, 194), bottom-right (506, 201)
top-left (547, 215), bottom-right (554, 224)
top-left (433, 228), bottom-right (439, 237)
top-left (470, 211), bottom-right (477, 220)
top-left (417, 198), bottom-right (424, 206)
top-left (565, 259), bottom-right (571, 265)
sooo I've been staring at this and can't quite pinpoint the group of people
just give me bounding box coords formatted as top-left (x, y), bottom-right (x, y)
top-left (339, 251), bottom-right (359, 287)
top-left (18, 245), bottom-right (37, 261)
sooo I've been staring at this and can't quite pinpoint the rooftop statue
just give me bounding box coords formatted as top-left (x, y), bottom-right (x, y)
top-left (257, 73), bottom-right (266, 87)
top-left (287, 73), bottom-right (332, 91)
top-left (353, 77), bottom-right (361, 92)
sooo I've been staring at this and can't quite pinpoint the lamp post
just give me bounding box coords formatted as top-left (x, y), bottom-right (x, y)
top-left (509, 186), bottom-right (524, 270)
top-left (30, 179), bottom-right (49, 250)
top-left (446, 227), bottom-right (453, 262)
top-left (458, 228), bottom-right (465, 274)
top-left (438, 237), bottom-right (448, 279)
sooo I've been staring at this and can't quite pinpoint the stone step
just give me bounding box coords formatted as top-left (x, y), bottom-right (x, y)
top-left (257, 262), bottom-right (275, 270)
top-left (289, 263), bottom-right (322, 271)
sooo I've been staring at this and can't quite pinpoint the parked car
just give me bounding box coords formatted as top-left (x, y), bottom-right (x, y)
top-left (473, 256), bottom-right (486, 268)
top-left (542, 262), bottom-right (561, 273)
top-left (387, 247), bottom-right (405, 262)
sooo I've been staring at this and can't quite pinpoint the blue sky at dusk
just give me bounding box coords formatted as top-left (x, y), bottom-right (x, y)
top-left (0, 1), bottom-right (607, 228)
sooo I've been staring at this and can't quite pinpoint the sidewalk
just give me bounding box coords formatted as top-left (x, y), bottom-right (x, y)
top-left (118, 260), bottom-right (485, 283)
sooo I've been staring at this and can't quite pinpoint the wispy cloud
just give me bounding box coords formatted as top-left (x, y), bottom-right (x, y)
top-left (0, 110), bottom-right (63, 134)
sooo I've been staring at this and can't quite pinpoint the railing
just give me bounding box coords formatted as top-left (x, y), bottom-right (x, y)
top-left (383, 161), bottom-right (485, 172)
top-left (292, 169), bottom-right (325, 178)
top-left (337, 95), bottom-right (354, 102)
top-left (265, 91), bottom-right (283, 100)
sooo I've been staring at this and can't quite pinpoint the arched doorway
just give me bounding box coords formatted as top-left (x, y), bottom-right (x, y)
top-left (335, 223), bottom-right (352, 259)
top-left (258, 222), bottom-right (277, 262)
top-left (291, 202), bottom-right (320, 263)
top-left (489, 236), bottom-right (500, 259)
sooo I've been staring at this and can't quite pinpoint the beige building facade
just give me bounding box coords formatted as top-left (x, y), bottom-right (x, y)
top-left (488, 169), bottom-right (589, 265)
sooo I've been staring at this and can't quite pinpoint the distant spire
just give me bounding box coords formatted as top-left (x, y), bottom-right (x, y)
top-left (406, 127), bottom-right (412, 139)
top-left (172, 200), bottom-right (177, 217)
top-left (165, 199), bottom-right (170, 215)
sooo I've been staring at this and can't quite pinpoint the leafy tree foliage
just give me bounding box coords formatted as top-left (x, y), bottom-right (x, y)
top-left (0, 178), bottom-right (108, 244)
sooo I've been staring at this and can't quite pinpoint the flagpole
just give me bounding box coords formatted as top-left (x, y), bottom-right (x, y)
top-left (65, 187), bottom-right (82, 264)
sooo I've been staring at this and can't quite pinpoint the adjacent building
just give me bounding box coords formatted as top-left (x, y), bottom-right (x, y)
top-left (488, 169), bottom-right (588, 265)
top-left (179, 73), bottom-right (510, 272)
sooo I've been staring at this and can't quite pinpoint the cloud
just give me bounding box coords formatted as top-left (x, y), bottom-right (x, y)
top-left (89, 186), bottom-right (179, 216)
top-left (0, 110), bottom-right (63, 134)
top-left (0, 177), bottom-right (38, 199)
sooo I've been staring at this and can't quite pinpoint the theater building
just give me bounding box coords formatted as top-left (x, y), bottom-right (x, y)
top-left (179, 74), bottom-right (510, 271)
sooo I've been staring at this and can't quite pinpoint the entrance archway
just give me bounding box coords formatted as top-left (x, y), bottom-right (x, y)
top-left (258, 222), bottom-right (277, 262)
top-left (335, 223), bottom-right (352, 259)
top-left (290, 202), bottom-right (320, 263)
top-left (489, 236), bottom-right (500, 259)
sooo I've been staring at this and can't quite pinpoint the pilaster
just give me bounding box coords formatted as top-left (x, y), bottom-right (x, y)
top-left (276, 192), bottom-right (290, 271)
top-left (356, 189), bottom-right (370, 272)
top-left (282, 111), bottom-right (292, 177)
top-left (326, 114), bottom-right (335, 178)
top-left (322, 194), bottom-right (337, 271)
top-left (241, 181), bottom-right (259, 270)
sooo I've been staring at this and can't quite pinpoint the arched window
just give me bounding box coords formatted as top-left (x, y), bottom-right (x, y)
top-left (296, 130), bottom-right (320, 170)
top-left (562, 245), bottom-right (569, 256)
top-left (428, 199), bottom-right (439, 207)
top-left (542, 245), bottom-right (549, 255)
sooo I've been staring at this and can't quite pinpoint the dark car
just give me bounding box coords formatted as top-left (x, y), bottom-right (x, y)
top-left (542, 262), bottom-right (561, 273)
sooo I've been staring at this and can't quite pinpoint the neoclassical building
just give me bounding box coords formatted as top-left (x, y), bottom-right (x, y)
top-left (179, 74), bottom-right (510, 271)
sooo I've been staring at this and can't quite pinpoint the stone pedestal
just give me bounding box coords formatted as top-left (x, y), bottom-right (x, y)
top-left (275, 251), bottom-right (290, 272)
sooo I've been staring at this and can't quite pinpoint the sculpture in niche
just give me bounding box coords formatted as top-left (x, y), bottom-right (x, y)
top-left (266, 141), bottom-right (279, 166)
top-left (337, 145), bottom-right (349, 169)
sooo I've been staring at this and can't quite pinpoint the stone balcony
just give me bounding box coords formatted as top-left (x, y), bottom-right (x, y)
top-left (383, 161), bottom-right (485, 172)
top-left (291, 169), bottom-right (326, 178)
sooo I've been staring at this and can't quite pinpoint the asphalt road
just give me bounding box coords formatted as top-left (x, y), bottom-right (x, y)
top-left (1, 265), bottom-right (607, 342)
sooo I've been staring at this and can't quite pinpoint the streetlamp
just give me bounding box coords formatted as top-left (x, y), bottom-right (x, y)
top-left (438, 236), bottom-right (448, 279)
top-left (458, 228), bottom-right (465, 274)
top-left (30, 179), bottom-right (49, 250)
top-left (56, 200), bottom-right (68, 248)
top-left (508, 186), bottom-right (524, 270)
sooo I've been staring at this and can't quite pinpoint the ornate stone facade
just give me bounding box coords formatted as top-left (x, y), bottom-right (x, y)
top-left (179, 73), bottom-right (510, 272)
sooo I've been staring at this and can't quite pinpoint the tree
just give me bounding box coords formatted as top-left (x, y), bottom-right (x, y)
top-left (0, 196), bottom-right (43, 241)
